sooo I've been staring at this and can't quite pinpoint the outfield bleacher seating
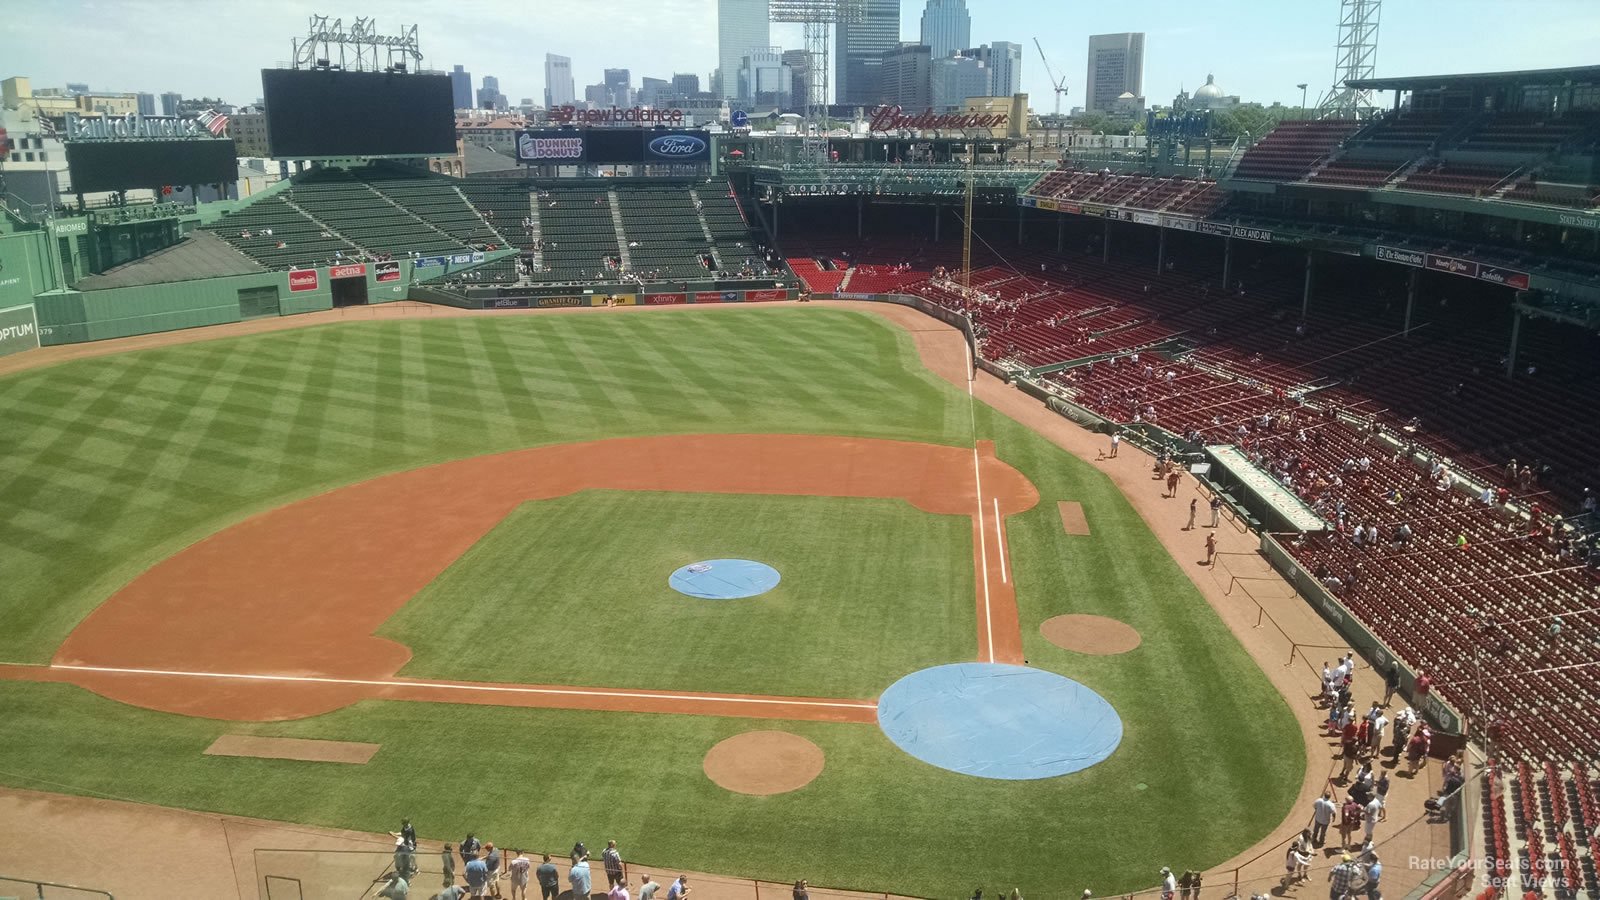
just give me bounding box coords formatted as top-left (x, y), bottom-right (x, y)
top-left (209, 195), bottom-right (358, 269)
top-left (616, 186), bottom-right (716, 281)
top-left (284, 170), bottom-right (469, 259)
top-left (531, 186), bottom-right (622, 282)
top-left (1232, 120), bottom-right (1361, 182)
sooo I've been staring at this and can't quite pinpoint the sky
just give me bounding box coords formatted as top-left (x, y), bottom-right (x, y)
top-left (5, 0), bottom-right (1600, 112)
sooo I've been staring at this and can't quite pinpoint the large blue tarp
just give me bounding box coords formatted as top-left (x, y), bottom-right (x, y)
top-left (877, 662), bottom-right (1123, 780)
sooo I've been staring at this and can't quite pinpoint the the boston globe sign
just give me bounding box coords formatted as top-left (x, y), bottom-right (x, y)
top-left (515, 127), bottom-right (711, 165)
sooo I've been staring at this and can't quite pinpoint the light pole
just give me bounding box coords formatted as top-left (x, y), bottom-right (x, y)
top-left (1297, 83), bottom-right (1309, 116)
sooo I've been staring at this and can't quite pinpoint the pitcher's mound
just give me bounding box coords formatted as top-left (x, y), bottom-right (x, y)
top-left (703, 730), bottom-right (825, 795)
top-left (1040, 614), bottom-right (1142, 655)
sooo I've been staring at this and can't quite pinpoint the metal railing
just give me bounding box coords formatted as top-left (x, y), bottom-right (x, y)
top-left (0, 873), bottom-right (115, 899)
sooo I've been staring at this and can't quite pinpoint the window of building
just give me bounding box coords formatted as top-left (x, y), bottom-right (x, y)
top-left (23, 152), bottom-right (34, 162)
top-left (38, 152), bottom-right (48, 162)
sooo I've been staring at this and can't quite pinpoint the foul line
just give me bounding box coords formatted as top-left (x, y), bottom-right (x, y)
top-left (48, 664), bottom-right (878, 711)
top-left (993, 497), bottom-right (1008, 584)
top-left (964, 326), bottom-right (993, 663)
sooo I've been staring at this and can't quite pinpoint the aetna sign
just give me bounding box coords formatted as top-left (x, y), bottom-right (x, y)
top-left (549, 105), bottom-right (685, 125)
top-left (868, 105), bottom-right (1010, 132)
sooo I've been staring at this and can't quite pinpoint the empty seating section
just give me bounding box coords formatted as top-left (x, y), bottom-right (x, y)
top-left (1502, 181), bottom-right (1600, 209)
top-left (531, 186), bottom-right (621, 282)
top-left (617, 187), bottom-right (715, 281)
top-left (359, 169), bottom-right (507, 247)
top-left (1232, 120), bottom-right (1359, 181)
top-left (786, 257), bottom-right (849, 293)
top-left (699, 188), bottom-right (758, 250)
top-left (1027, 168), bottom-right (1227, 217)
top-left (284, 170), bottom-right (469, 258)
top-left (208, 195), bottom-right (356, 269)
top-left (1494, 761), bottom-right (1600, 899)
top-left (1358, 113), bottom-right (1455, 151)
top-left (1460, 115), bottom-right (1591, 153)
top-left (1307, 158), bottom-right (1401, 188)
top-left (1398, 161), bottom-right (1518, 197)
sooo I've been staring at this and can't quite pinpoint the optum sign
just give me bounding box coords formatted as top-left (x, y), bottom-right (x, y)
top-left (0, 303), bottom-right (40, 358)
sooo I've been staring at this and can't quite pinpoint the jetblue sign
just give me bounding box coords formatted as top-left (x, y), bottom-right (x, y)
top-left (646, 134), bottom-right (708, 160)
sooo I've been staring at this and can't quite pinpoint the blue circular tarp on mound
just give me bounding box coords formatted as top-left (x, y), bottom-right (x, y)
top-left (877, 662), bottom-right (1123, 780)
top-left (669, 559), bottom-right (781, 600)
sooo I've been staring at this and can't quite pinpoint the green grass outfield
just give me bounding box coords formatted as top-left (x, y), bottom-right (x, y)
top-left (0, 308), bottom-right (1303, 896)
top-left (380, 491), bottom-right (976, 697)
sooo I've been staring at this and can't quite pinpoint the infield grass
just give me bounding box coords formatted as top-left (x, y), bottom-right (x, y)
top-left (0, 306), bottom-right (1303, 897)
top-left (380, 490), bottom-right (975, 697)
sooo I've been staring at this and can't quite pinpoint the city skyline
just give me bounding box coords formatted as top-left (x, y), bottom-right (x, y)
top-left (5, 0), bottom-right (1599, 114)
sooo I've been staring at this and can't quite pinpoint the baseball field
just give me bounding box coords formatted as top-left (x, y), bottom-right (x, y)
top-left (0, 306), bottom-right (1303, 896)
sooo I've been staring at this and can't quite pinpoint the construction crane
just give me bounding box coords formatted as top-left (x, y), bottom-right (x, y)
top-left (1033, 38), bottom-right (1069, 116)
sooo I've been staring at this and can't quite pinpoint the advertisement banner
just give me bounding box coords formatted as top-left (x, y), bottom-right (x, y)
top-left (374, 260), bottom-right (401, 283)
top-left (1557, 212), bottom-right (1599, 231)
top-left (1425, 253), bottom-right (1479, 278)
top-left (329, 263), bottom-right (367, 279)
top-left (1233, 226), bottom-right (1273, 243)
top-left (646, 293), bottom-right (688, 305)
top-left (516, 130), bottom-right (587, 162)
top-left (1198, 221), bottom-right (1231, 237)
top-left (288, 269), bottom-right (320, 292)
top-left (643, 132), bottom-right (710, 162)
top-left (744, 289), bottom-right (788, 303)
top-left (1079, 204), bottom-right (1105, 217)
top-left (1131, 211), bottom-right (1160, 226)
top-left (1058, 203), bottom-right (1081, 214)
top-left (1160, 215), bottom-right (1197, 232)
top-left (49, 218), bottom-right (89, 237)
top-left (694, 291), bottom-right (740, 303)
top-left (483, 297), bottom-right (532, 309)
top-left (450, 253), bottom-right (477, 265)
top-left (590, 294), bottom-right (638, 306)
top-left (1036, 199), bottom-right (1058, 211)
top-left (1018, 195), bottom-right (1037, 208)
top-left (534, 295), bottom-right (587, 308)
top-left (414, 256), bottom-right (448, 268)
top-left (0, 303), bottom-right (40, 358)
top-left (1477, 265), bottom-right (1530, 290)
top-left (1375, 245), bottom-right (1425, 267)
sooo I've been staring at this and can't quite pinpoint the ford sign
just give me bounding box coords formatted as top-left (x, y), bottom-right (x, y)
top-left (647, 135), bottom-right (707, 159)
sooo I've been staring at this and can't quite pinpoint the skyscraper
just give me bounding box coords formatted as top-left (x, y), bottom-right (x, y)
top-left (919, 0), bottom-right (970, 61)
top-left (639, 77), bottom-right (670, 107)
top-left (931, 55), bottom-right (987, 110)
top-left (835, 0), bottom-right (899, 107)
top-left (1085, 32), bottom-right (1145, 114)
top-left (717, 0), bottom-right (770, 100)
top-left (604, 69), bottom-right (631, 106)
top-left (962, 41), bottom-right (1022, 97)
top-left (781, 50), bottom-right (811, 110)
top-left (135, 92), bottom-right (156, 116)
top-left (671, 73), bottom-right (701, 97)
top-left (880, 43), bottom-right (933, 110)
top-left (159, 92), bottom-right (182, 116)
top-left (450, 65), bottom-right (473, 109)
top-left (477, 75), bottom-right (506, 111)
top-left (544, 55), bottom-right (574, 109)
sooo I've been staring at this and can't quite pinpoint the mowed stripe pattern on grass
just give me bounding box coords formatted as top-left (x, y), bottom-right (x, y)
top-left (0, 311), bottom-right (965, 662)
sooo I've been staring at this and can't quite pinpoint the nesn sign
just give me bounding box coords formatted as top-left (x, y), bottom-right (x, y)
top-left (647, 135), bottom-right (706, 157)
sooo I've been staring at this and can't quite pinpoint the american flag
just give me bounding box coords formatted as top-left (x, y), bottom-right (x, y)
top-left (196, 108), bottom-right (230, 137)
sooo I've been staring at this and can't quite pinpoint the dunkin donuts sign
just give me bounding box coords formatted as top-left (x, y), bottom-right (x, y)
top-left (288, 269), bottom-right (319, 292)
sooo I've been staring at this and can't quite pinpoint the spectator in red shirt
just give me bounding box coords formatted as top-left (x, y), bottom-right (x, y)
top-left (1406, 724), bottom-right (1432, 774)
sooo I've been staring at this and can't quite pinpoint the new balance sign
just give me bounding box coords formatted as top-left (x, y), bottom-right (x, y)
top-left (288, 270), bottom-right (319, 292)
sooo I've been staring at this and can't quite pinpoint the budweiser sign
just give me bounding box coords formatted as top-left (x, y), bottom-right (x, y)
top-left (548, 105), bottom-right (684, 125)
top-left (868, 105), bottom-right (1009, 132)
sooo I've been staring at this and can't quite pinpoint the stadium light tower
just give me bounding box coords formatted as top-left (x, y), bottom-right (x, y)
top-left (292, 14), bottom-right (423, 73)
top-left (1315, 0), bottom-right (1381, 119)
top-left (770, 0), bottom-right (864, 134)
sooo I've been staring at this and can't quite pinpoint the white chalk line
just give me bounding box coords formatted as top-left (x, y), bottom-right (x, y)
top-left (48, 664), bottom-right (877, 710)
top-left (993, 497), bottom-right (1008, 584)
